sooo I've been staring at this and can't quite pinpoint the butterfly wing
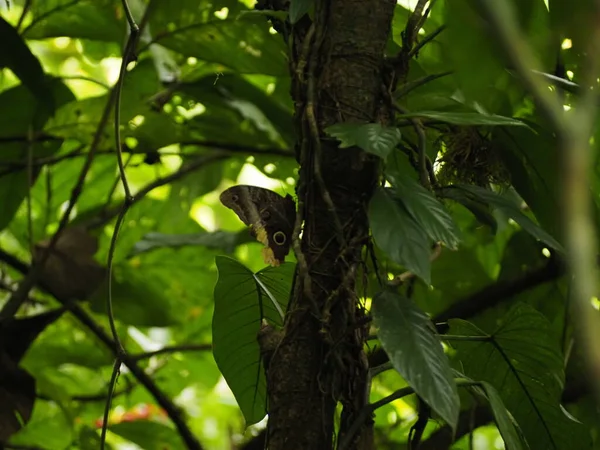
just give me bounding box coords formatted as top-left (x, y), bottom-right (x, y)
top-left (220, 185), bottom-right (296, 265)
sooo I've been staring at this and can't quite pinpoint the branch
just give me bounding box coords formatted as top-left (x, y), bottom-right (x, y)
top-left (84, 153), bottom-right (229, 230)
top-left (434, 257), bottom-right (564, 324)
top-left (131, 344), bottom-right (212, 361)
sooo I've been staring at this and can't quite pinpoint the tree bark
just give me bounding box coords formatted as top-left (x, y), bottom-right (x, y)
top-left (266, 1), bottom-right (396, 449)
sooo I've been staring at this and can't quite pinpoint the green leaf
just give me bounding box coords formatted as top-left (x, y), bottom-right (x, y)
top-left (0, 79), bottom-right (74, 232)
top-left (212, 257), bottom-right (294, 425)
top-left (325, 123), bottom-right (402, 159)
top-left (372, 290), bottom-right (459, 431)
top-left (0, 16), bottom-right (54, 114)
top-left (396, 111), bottom-right (531, 127)
top-left (388, 173), bottom-right (460, 249)
top-left (449, 304), bottom-right (589, 450)
top-left (88, 264), bottom-right (182, 327)
top-left (129, 230), bottom-right (253, 256)
top-left (8, 402), bottom-right (72, 450)
top-left (289, 0), bottom-right (312, 24)
top-left (153, 17), bottom-right (288, 75)
top-left (437, 186), bottom-right (498, 234)
top-left (22, 1), bottom-right (126, 42)
top-left (478, 381), bottom-right (528, 450)
top-left (110, 420), bottom-right (183, 450)
top-left (496, 125), bottom-right (561, 239)
top-left (451, 184), bottom-right (564, 252)
top-left (369, 188), bottom-right (431, 284)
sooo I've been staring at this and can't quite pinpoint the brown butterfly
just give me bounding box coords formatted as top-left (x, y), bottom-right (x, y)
top-left (220, 185), bottom-right (296, 266)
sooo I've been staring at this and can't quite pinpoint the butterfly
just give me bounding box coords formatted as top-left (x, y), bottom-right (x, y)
top-left (220, 185), bottom-right (296, 266)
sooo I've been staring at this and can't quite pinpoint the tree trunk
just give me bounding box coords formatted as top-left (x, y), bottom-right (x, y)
top-left (266, 1), bottom-right (396, 449)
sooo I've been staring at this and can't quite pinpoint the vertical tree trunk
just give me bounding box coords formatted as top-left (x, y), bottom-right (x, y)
top-left (266, 1), bottom-right (396, 449)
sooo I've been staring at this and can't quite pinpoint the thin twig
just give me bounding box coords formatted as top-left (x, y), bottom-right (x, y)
top-left (408, 25), bottom-right (446, 58)
top-left (26, 125), bottom-right (34, 257)
top-left (393, 103), bottom-right (430, 188)
top-left (100, 2), bottom-right (139, 447)
top-left (130, 343), bottom-right (212, 361)
top-left (85, 153), bottom-right (229, 230)
top-left (394, 71), bottom-right (452, 99)
top-left (15, 0), bottom-right (32, 31)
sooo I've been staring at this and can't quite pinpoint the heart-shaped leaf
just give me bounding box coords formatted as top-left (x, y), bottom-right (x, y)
top-left (449, 304), bottom-right (589, 450)
top-left (212, 256), bottom-right (294, 425)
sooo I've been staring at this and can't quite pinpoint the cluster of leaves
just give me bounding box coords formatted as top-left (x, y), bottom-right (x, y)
top-left (0, 1), bottom-right (598, 450)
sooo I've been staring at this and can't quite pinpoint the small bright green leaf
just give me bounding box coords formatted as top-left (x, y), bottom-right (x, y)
top-left (289, 0), bottom-right (312, 24)
top-left (110, 420), bottom-right (183, 450)
top-left (372, 290), bottom-right (459, 431)
top-left (213, 257), bottom-right (294, 425)
top-left (0, 16), bottom-right (54, 114)
top-left (388, 173), bottom-right (460, 249)
top-left (449, 304), bottom-right (589, 450)
top-left (369, 188), bottom-right (431, 284)
top-left (452, 184), bottom-right (564, 252)
top-left (325, 123), bottom-right (402, 158)
top-left (479, 381), bottom-right (528, 450)
top-left (396, 111), bottom-right (531, 127)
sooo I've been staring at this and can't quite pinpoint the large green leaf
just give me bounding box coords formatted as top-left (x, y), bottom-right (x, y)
top-left (495, 125), bottom-right (561, 239)
top-left (109, 420), bottom-right (184, 450)
top-left (369, 188), bottom-right (431, 284)
top-left (8, 402), bottom-right (72, 450)
top-left (152, 16), bottom-right (288, 76)
top-left (0, 79), bottom-right (74, 232)
top-left (449, 304), bottom-right (589, 450)
top-left (387, 173), bottom-right (460, 249)
top-left (396, 111), bottom-right (531, 127)
top-left (325, 123), bottom-right (402, 159)
top-left (22, 0), bottom-right (126, 42)
top-left (372, 290), bottom-right (459, 430)
top-left (443, 184), bottom-right (564, 252)
top-left (477, 381), bottom-right (528, 450)
top-left (441, 1), bottom-right (508, 111)
top-left (129, 230), bottom-right (253, 256)
top-left (88, 264), bottom-right (182, 327)
top-left (212, 257), bottom-right (294, 425)
top-left (0, 16), bottom-right (54, 114)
